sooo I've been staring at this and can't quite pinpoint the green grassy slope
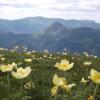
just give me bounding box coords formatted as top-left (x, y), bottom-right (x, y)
top-left (0, 50), bottom-right (100, 100)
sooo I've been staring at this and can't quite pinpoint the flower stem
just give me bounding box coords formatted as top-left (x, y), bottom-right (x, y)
top-left (20, 79), bottom-right (24, 99)
top-left (7, 72), bottom-right (10, 100)
top-left (93, 84), bottom-right (98, 100)
top-left (86, 67), bottom-right (89, 77)
top-left (54, 96), bottom-right (56, 100)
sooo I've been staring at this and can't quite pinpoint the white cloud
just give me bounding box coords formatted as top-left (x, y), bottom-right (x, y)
top-left (0, 0), bottom-right (100, 22)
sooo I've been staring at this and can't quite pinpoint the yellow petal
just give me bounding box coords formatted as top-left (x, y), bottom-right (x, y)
top-left (53, 74), bottom-right (66, 86)
top-left (61, 60), bottom-right (69, 65)
top-left (81, 77), bottom-right (88, 83)
top-left (55, 63), bottom-right (60, 68)
top-left (51, 86), bottom-right (58, 96)
top-left (61, 83), bottom-right (76, 91)
top-left (89, 69), bottom-right (100, 84)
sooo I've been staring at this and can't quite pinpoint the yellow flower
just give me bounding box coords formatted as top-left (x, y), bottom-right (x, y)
top-left (83, 61), bottom-right (91, 66)
top-left (88, 69), bottom-right (100, 84)
top-left (1, 57), bottom-right (5, 61)
top-left (53, 74), bottom-right (67, 86)
top-left (43, 55), bottom-right (47, 58)
top-left (49, 56), bottom-right (52, 59)
top-left (61, 83), bottom-right (76, 91)
top-left (32, 50), bottom-right (36, 53)
top-left (53, 58), bottom-right (56, 60)
top-left (24, 81), bottom-right (35, 90)
top-left (24, 59), bottom-right (32, 63)
top-left (81, 77), bottom-right (88, 83)
top-left (26, 52), bottom-right (31, 55)
top-left (51, 74), bottom-right (75, 96)
top-left (83, 52), bottom-right (89, 57)
top-left (62, 52), bottom-right (67, 55)
top-left (0, 63), bottom-right (17, 72)
top-left (12, 66), bottom-right (31, 79)
top-left (55, 59), bottom-right (74, 71)
top-left (51, 86), bottom-right (58, 96)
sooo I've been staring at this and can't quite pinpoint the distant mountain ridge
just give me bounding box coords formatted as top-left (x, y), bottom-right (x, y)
top-left (0, 17), bottom-right (100, 56)
top-left (0, 16), bottom-right (100, 34)
top-left (37, 23), bottom-right (100, 55)
top-left (0, 21), bottom-right (100, 56)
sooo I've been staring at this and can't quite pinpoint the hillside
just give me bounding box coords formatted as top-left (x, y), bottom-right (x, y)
top-left (0, 22), bottom-right (100, 56)
top-left (0, 49), bottom-right (100, 100)
top-left (38, 23), bottom-right (100, 56)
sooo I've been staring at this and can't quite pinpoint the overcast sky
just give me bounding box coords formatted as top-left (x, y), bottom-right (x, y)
top-left (0, 0), bottom-right (100, 22)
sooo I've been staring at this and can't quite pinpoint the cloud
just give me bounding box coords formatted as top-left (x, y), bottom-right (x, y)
top-left (0, 0), bottom-right (99, 22)
top-left (50, 0), bottom-right (100, 12)
top-left (0, 3), bottom-right (35, 8)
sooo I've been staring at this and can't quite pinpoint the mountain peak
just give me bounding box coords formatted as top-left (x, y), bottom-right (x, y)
top-left (50, 21), bottom-right (65, 29)
top-left (44, 21), bottom-right (66, 34)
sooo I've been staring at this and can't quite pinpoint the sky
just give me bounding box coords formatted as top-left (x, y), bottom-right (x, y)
top-left (0, 0), bottom-right (100, 22)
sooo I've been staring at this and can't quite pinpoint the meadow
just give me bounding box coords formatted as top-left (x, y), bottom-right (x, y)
top-left (0, 48), bottom-right (100, 100)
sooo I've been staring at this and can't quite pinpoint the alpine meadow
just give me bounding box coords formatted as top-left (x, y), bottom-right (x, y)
top-left (0, 0), bottom-right (100, 100)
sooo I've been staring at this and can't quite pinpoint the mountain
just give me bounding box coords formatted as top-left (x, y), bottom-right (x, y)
top-left (0, 16), bottom-right (100, 34)
top-left (36, 22), bottom-right (100, 56)
top-left (0, 19), bottom-right (100, 56)
top-left (0, 33), bottom-right (38, 50)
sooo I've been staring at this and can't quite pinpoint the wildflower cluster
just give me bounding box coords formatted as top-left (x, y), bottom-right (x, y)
top-left (0, 48), bottom-right (99, 100)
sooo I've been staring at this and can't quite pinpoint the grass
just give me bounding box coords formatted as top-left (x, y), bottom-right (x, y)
top-left (0, 50), bottom-right (100, 100)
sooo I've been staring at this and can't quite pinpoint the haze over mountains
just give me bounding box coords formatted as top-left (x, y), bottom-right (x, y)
top-left (0, 16), bottom-right (100, 56)
top-left (0, 16), bottom-right (100, 34)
